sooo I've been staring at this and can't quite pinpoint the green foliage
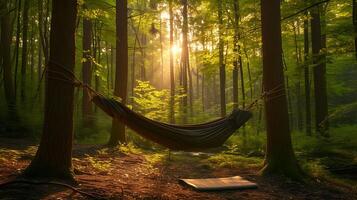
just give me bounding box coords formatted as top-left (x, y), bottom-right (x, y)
top-left (133, 80), bottom-right (170, 121)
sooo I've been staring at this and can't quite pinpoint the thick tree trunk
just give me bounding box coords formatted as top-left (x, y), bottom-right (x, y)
top-left (311, 5), bottom-right (328, 136)
top-left (109, 0), bottom-right (128, 146)
top-left (260, 0), bottom-right (301, 179)
top-left (1, 0), bottom-right (17, 120)
top-left (304, 12), bottom-right (312, 136)
top-left (169, 0), bottom-right (175, 123)
top-left (82, 9), bottom-right (94, 127)
top-left (218, 0), bottom-right (226, 117)
top-left (25, 0), bottom-right (77, 179)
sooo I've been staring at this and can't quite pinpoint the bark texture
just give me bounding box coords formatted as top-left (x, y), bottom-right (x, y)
top-left (260, 0), bottom-right (301, 179)
top-left (25, 0), bottom-right (77, 179)
top-left (109, 0), bottom-right (128, 146)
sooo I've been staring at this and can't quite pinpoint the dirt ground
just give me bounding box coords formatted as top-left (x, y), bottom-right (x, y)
top-left (0, 137), bottom-right (356, 200)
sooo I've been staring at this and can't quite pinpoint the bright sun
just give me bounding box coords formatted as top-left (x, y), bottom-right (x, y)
top-left (171, 44), bottom-right (181, 55)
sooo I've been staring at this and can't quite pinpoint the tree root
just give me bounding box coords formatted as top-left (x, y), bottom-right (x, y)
top-left (0, 179), bottom-right (106, 199)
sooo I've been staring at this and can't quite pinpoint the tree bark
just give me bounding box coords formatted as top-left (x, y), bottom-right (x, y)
top-left (311, 4), bottom-right (328, 136)
top-left (218, 0), bottom-right (226, 117)
top-left (304, 11), bottom-right (312, 136)
top-left (82, 7), bottom-right (94, 127)
top-left (25, 0), bottom-right (77, 179)
top-left (232, 0), bottom-right (239, 110)
top-left (353, 0), bottom-right (357, 59)
top-left (141, 34), bottom-right (146, 81)
top-left (109, 0), bottom-right (128, 146)
top-left (1, 0), bottom-right (17, 120)
top-left (181, 0), bottom-right (189, 123)
top-left (169, 0), bottom-right (175, 123)
top-left (293, 21), bottom-right (303, 132)
top-left (20, 1), bottom-right (30, 103)
top-left (260, 0), bottom-right (301, 179)
top-left (20, 0), bottom-right (29, 103)
top-left (14, 0), bottom-right (22, 99)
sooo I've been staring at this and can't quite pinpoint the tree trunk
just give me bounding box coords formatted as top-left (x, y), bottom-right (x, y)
top-left (25, 0), bottom-right (77, 179)
top-left (131, 25), bottom-right (137, 99)
top-left (239, 53), bottom-right (245, 109)
top-left (106, 41), bottom-right (111, 95)
top-left (169, 0), bottom-right (175, 123)
top-left (111, 45), bottom-right (114, 89)
top-left (141, 34), bottom-right (146, 81)
top-left (232, 0), bottom-right (239, 110)
top-left (243, 46), bottom-right (253, 101)
top-left (37, 35), bottom-right (43, 101)
top-left (20, 0), bottom-right (29, 103)
top-left (82, 8), bottom-right (93, 127)
top-left (159, 17), bottom-right (164, 89)
top-left (1, 0), bottom-right (17, 120)
top-left (109, 0), bottom-right (128, 146)
top-left (95, 31), bottom-right (101, 112)
top-left (14, 0), bottom-right (22, 100)
top-left (218, 0), bottom-right (226, 117)
top-left (30, 25), bottom-right (35, 83)
top-left (353, 0), bottom-right (357, 59)
top-left (311, 5), bottom-right (329, 137)
top-left (304, 11), bottom-right (312, 136)
top-left (293, 21), bottom-right (303, 132)
top-left (260, 0), bottom-right (301, 179)
top-left (181, 0), bottom-right (189, 123)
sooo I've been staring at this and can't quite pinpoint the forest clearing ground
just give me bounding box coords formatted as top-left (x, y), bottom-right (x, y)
top-left (0, 137), bottom-right (356, 200)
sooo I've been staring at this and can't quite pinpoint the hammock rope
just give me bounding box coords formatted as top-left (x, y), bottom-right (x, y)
top-left (36, 60), bottom-right (284, 150)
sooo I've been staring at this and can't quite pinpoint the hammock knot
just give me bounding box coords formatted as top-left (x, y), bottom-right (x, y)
top-left (228, 109), bottom-right (252, 129)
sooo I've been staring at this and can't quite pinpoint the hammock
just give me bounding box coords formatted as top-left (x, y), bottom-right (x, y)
top-left (43, 60), bottom-right (253, 151)
top-left (92, 95), bottom-right (252, 151)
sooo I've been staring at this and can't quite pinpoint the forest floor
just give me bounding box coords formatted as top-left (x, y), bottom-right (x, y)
top-left (0, 137), bottom-right (356, 200)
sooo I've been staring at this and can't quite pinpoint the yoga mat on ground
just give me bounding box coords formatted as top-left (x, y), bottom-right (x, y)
top-left (180, 176), bottom-right (258, 191)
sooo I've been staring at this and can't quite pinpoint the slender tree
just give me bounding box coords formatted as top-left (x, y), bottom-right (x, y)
top-left (14, 0), bottom-right (22, 99)
top-left (25, 0), bottom-right (78, 179)
top-left (218, 0), bottom-right (226, 117)
top-left (169, 0), bottom-right (175, 123)
top-left (1, 0), bottom-right (17, 120)
top-left (82, 4), bottom-right (94, 127)
top-left (260, 0), bottom-right (301, 179)
top-left (304, 11), bottom-right (312, 136)
top-left (20, 0), bottom-right (30, 102)
top-left (353, 0), bottom-right (357, 59)
top-left (181, 0), bottom-right (189, 123)
top-left (311, 4), bottom-right (328, 136)
top-left (232, 0), bottom-right (239, 110)
top-left (109, 0), bottom-right (128, 146)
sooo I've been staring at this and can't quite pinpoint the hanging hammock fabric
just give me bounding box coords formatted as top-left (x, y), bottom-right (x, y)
top-left (92, 95), bottom-right (252, 151)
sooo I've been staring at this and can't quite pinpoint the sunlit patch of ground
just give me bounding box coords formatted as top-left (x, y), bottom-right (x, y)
top-left (0, 137), bottom-right (356, 200)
